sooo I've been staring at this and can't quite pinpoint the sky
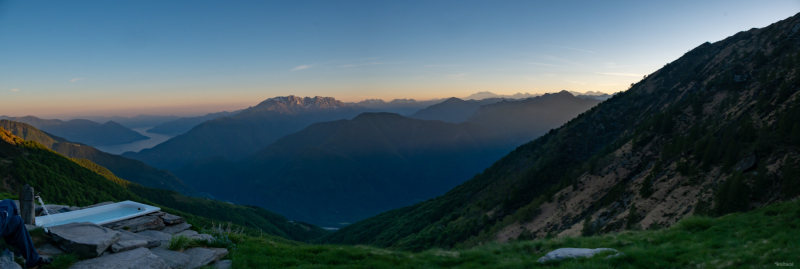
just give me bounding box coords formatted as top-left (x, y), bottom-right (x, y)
top-left (1, 0), bottom-right (798, 118)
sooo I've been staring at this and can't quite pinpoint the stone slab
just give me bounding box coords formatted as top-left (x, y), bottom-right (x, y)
top-left (70, 247), bottom-right (169, 269)
top-left (119, 230), bottom-right (161, 248)
top-left (213, 260), bottom-right (232, 269)
top-left (112, 239), bottom-right (148, 253)
top-left (150, 248), bottom-right (189, 269)
top-left (48, 222), bottom-right (121, 258)
top-left (161, 213), bottom-right (185, 225)
top-left (103, 215), bottom-right (165, 233)
top-left (184, 247), bottom-right (226, 269)
top-left (136, 230), bottom-right (172, 242)
top-left (160, 223), bottom-right (192, 235)
top-left (0, 249), bottom-right (22, 269)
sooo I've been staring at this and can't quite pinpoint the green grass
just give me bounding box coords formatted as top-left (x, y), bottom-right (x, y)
top-left (231, 200), bottom-right (800, 268)
top-left (42, 254), bottom-right (79, 269)
top-left (168, 235), bottom-right (193, 251)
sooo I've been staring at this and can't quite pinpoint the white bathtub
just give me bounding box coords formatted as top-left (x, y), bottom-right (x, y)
top-left (35, 200), bottom-right (160, 228)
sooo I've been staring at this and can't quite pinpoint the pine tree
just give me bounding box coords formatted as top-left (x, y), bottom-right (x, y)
top-left (626, 204), bottom-right (639, 230)
top-left (581, 216), bottom-right (594, 236)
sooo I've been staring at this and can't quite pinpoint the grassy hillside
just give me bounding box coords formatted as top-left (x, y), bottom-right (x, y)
top-left (0, 116), bottom-right (147, 146)
top-left (230, 199), bottom-right (799, 268)
top-left (0, 127), bottom-right (328, 242)
top-left (324, 13), bottom-right (800, 250)
top-left (0, 119), bottom-right (200, 196)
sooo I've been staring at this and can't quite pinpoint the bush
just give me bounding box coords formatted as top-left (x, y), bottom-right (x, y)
top-left (674, 216), bottom-right (715, 232)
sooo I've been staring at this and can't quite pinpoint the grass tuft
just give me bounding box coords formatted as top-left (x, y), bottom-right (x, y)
top-left (42, 254), bottom-right (78, 269)
top-left (168, 235), bottom-right (193, 251)
top-left (672, 216), bottom-right (715, 232)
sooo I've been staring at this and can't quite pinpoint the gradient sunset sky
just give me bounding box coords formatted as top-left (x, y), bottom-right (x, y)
top-left (1, 0), bottom-right (798, 118)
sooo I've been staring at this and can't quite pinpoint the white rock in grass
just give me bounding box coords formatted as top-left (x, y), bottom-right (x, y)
top-left (536, 248), bottom-right (621, 263)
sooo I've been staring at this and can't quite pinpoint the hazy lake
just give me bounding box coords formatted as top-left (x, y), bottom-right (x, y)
top-left (94, 127), bottom-right (175, 155)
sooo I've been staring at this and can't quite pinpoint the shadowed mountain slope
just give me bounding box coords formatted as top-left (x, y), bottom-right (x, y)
top-left (407, 98), bottom-right (507, 123)
top-left (323, 13), bottom-right (800, 251)
top-left (0, 120), bottom-right (200, 196)
top-left (175, 113), bottom-right (511, 227)
top-left (147, 110), bottom-right (242, 136)
top-left (123, 96), bottom-right (367, 170)
top-left (0, 116), bottom-right (148, 146)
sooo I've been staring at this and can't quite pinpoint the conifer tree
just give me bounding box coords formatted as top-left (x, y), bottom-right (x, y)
top-left (626, 203), bottom-right (639, 230)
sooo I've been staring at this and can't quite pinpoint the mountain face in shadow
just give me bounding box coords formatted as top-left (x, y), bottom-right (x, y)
top-left (0, 120), bottom-right (200, 196)
top-left (147, 110), bottom-right (243, 136)
top-left (123, 96), bottom-right (367, 170)
top-left (323, 13), bottom-right (800, 251)
top-left (0, 116), bottom-right (148, 146)
top-left (407, 97), bottom-right (508, 123)
top-left (467, 91), bottom-right (601, 145)
top-left (349, 98), bottom-right (445, 115)
top-left (78, 115), bottom-right (181, 129)
top-left (175, 112), bottom-right (510, 227)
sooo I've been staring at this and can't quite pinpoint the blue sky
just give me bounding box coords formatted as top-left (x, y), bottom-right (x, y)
top-left (1, 0), bottom-right (798, 117)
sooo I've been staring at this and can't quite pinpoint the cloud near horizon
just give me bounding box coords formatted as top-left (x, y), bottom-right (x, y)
top-left (10, 89), bottom-right (19, 92)
top-left (290, 65), bottom-right (314, 71)
top-left (70, 78), bottom-right (84, 82)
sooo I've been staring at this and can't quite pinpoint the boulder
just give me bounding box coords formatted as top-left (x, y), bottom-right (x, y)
top-left (111, 239), bottom-right (149, 253)
top-left (213, 260), bottom-right (232, 269)
top-left (160, 223), bottom-right (192, 235)
top-left (184, 247), bottom-right (227, 269)
top-left (103, 215), bottom-right (165, 232)
top-left (119, 230), bottom-right (162, 248)
top-left (537, 248), bottom-right (620, 263)
top-left (82, 201), bottom-right (114, 209)
top-left (161, 213), bottom-right (185, 225)
top-left (70, 247), bottom-right (169, 269)
top-left (48, 222), bottom-right (121, 258)
top-left (150, 248), bottom-right (190, 269)
top-left (735, 154), bottom-right (757, 172)
top-left (0, 249), bottom-right (22, 269)
top-left (136, 230), bottom-right (172, 243)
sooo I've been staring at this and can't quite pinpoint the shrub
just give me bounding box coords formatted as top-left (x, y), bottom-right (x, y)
top-left (674, 216), bottom-right (715, 232)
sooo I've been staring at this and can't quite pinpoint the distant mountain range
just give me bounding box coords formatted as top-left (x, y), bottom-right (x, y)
top-left (407, 97), bottom-right (510, 123)
top-left (0, 120), bottom-right (200, 196)
top-left (123, 96), bottom-right (367, 170)
top-left (0, 116), bottom-right (148, 146)
top-left (147, 110), bottom-right (243, 136)
top-left (77, 114), bottom-right (181, 129)
top-left (174, 91), bottom-right (602, 226)
top-left (349, 99), bottom-right (445, 115)
top-left (463, 91), bottom-right (540, 100)
top-left (175, 112), bottom-right (510, 227)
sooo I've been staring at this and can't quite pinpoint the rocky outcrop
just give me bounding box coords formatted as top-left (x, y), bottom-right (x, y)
top-left (70, 247), bottom-right (170, 269)
top-left (48, 222), bottom-right (121, 258)
top-left (103, 215), bottom-right (165, 232)
top-left (175, 230), bottom-right (213, 242)
top-left (537, 248), bottom-right (621, 263)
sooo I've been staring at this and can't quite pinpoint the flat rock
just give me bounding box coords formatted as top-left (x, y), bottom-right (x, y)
top-left (213, 260), bottom-right (232, 269)
top-left (184, 247), bottom-right (227, 269)
top-left (48, 222), bottom-right (121, 258)
top-left (70, 247), bottom-right (169, 269)
top-left (119, 230), bottom-right (161, 248)
top-left (174, 230), bottom-right (213, 242)
top-left (148, 212), bottom-right (166, 217)
top-left (537, 248), bottom-right (620, 263)
top-left (160, 223), bottom-right (192, 235)
top-left (136, 230), bottom-right (172, 242)
top-left (161, 213), bottom-right (185, 225)
top-left (82, 201), bottom-right (114, 209)
top-left (150, 248), bottom-right (189, 269)
top-left (112, 239), bottom-right (148, 253)
top-left (103, 215), bottom-right (165, 233)
top-left (0, 249), bottom-right (22, 269)
top-left (36, 243), bottom-right (64, 259)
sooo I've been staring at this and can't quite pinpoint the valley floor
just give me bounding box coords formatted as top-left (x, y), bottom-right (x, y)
top-left (229, 200), bottom-right (798, 268)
